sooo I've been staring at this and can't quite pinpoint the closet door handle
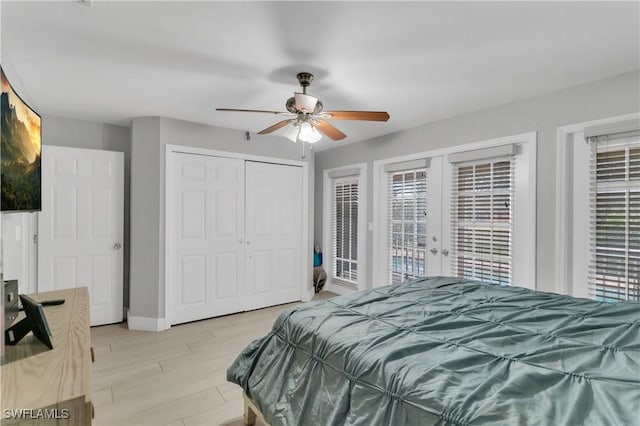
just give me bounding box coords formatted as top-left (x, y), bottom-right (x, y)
top-left (238, 239), bottom-right (244, 244)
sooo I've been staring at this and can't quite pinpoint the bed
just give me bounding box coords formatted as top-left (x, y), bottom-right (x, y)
top-left (227, 277), bottom-right (640, 425)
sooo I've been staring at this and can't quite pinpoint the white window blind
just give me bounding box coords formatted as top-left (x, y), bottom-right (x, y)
top-left (450, 157), bottom-right (514, 285)
top-left (387, 166), bottom-right (428, 284)
top-left (332, 176), bottom-right (359, 286)
top-left (588, 130), bottom-right (640, 302)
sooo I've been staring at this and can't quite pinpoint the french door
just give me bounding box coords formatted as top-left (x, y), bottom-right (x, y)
top-left (384, 155), bottom-right (516, 285)
top-left (384, 157), bottom-right (449, 284)
top-left (377, 136), bottom-right (535, 289)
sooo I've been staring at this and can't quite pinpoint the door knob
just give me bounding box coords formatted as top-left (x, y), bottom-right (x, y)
top-left (430, 248), bottom-right (438, 255)
top-left (113, 243), bottom-right (122, 250)
top-left (441, 249), bottom-right (449, 256)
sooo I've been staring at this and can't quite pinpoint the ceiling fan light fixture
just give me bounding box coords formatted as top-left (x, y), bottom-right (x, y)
top-left (283, 123), bottom-right (300, 143)
top-left (298, 122), bottom-right (322, 143)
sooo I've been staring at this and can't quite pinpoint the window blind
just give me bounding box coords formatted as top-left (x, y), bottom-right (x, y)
top-left (588, 130), bottom-right (640, 302)
top-left (387, 166), bottom-right (428, 284)
top-left (450, 157), bottom-right (514, 285)
top-left (447, 144), bottom-right (516, 164)
top-left (332, 176), bottom-right (359, 287)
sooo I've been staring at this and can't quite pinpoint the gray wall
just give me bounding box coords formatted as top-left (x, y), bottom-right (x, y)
top-left (314, 70), bottom-right (640, 293)
top-left (42, 115), bottom-right (132, 307)
top-left (129, 118), bottom-right (162, 319)
top-left (129, 117), bottom-right (312, 321)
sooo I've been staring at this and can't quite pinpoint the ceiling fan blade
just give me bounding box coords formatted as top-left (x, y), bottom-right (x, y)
top-left (217, 108), bottom-right (292, 116)
top-left (315, 120), bottom-right (347, 141)
top-left (294, 93), bottom-right (318, 113)
top-left (324, 111), bottom-right (390, 121)
top-left (257, 120), bottom-right (293, 135)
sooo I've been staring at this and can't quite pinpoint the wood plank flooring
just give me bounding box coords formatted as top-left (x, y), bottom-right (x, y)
top-left (91, 292), bottom-right (335, 426)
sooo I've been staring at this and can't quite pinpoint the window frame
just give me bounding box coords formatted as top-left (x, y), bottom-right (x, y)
top-left (322, 163), bottom-right (367, 294)
top-left (592, 138), bottom-right (640, 302)
top-left (556, 113), bottom-right (640, 297)
top-left (332, 176), bottom-right (360, 285)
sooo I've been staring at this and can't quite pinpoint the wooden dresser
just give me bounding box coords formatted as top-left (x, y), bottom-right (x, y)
top-left (1, 287), bottom-right (92, 425)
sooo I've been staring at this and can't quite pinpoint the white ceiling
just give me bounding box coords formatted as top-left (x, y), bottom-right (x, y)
top-left (2, 1), bottom-right (639, 151)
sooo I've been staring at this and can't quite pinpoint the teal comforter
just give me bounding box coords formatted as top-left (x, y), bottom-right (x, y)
top-left (227, 277), bottom-right (640, 425)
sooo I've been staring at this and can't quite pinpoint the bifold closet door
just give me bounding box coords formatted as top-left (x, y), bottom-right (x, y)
top-left (245, 161), bottom-right (303, 309)
top-left (171, 153), bottom-right (246, 325)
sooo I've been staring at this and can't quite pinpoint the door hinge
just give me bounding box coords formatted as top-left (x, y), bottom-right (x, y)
top-left (33, 234), bottom-right (38, 244)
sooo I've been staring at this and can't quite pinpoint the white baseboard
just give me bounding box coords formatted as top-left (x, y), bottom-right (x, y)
top-left (301, 287), bottom-right (314, 302)
top-left (127, 310), bottom-right (170, 332)
top-left (325, 281), bottom-right (356, 296)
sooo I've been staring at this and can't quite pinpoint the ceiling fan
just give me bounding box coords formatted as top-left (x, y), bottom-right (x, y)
top-left (217, 72), bottom-right (390, 144)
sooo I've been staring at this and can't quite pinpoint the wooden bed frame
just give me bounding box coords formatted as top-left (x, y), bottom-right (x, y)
top-left (244, 393), bottom-right (270, 426)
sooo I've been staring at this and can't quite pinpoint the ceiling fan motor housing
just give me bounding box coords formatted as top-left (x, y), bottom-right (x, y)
top-left (296, 72), bottom-right (314, 88)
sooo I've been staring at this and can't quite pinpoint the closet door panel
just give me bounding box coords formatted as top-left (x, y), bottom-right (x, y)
top-left (170, 154), bottom-right (245, 325)
top-left (171, 154), bottom-right (213, 324)
top-left (245, 161), bottom-right (303, 309)
top-left (209, 156), bottom-right (245, 312)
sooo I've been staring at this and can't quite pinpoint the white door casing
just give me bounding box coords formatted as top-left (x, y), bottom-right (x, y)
top-left (245, 161), bottom-right (303, 309)
top-left (38, 146), bottom-right (124, 326)
top-left (170, 153), bottom-right (246, 325)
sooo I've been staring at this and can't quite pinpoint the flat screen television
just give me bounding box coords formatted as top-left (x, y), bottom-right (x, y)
top-left (1, 66), bottom-right (42, 212)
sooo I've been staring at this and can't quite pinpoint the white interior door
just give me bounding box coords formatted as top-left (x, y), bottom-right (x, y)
top-left (170, 153), bottom-right (246, 325)
top-left (38, 146), bottom-right (124, 326)
top-left (245, 161), bottom-right (303, 309)
top-left (1, 212), bottom-right (38, 294)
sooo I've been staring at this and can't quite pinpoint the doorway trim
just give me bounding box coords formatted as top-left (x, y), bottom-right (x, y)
top-left (163, 144), bottom-right (311, 329)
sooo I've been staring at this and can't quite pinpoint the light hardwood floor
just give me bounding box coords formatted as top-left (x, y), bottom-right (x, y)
top-left (91, 292), bottom-right (336, 426)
